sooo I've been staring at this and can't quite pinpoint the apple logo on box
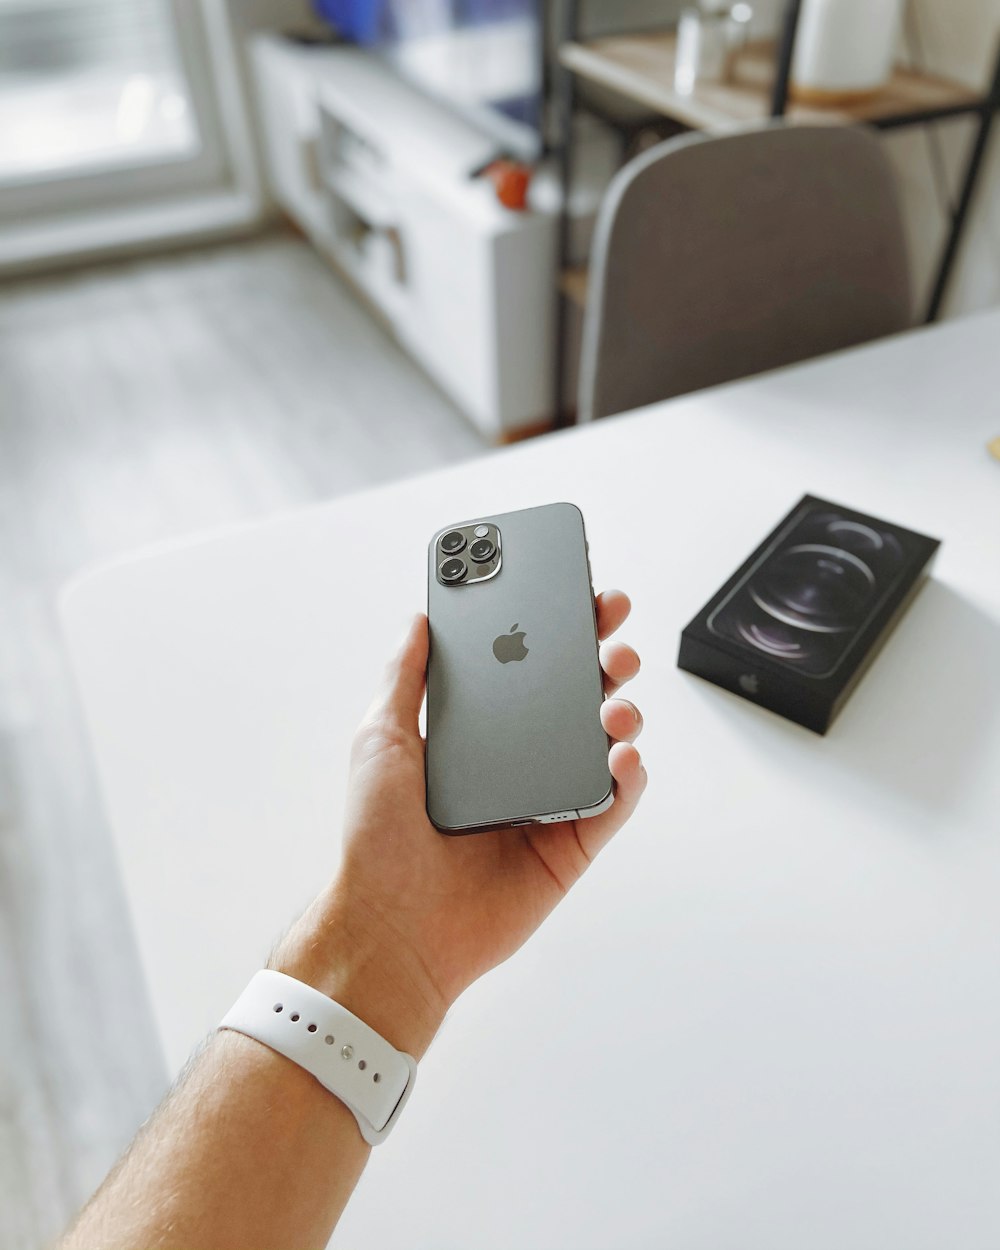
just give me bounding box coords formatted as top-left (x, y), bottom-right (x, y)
top-left (493, 624), bottom-right (529, 664)
top-left (739, 673), bottom-right (760, 695)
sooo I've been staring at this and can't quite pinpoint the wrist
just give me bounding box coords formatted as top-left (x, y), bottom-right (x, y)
top-left (270, 885), bottom-right (448, 1061)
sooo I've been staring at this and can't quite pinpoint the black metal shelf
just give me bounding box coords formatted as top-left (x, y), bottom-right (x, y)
top-left (553, 0), bottom-right (1000, 426)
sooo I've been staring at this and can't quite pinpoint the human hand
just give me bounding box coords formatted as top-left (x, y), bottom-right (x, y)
top-left (274, 590), bottom-right (646, 1057)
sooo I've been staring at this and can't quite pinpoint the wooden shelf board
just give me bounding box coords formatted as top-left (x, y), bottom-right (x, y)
top-left (560, 34), bottom-right (982, 133)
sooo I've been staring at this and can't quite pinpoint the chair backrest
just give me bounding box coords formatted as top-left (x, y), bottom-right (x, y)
top-left (578, 124), bottom-right (913, 422)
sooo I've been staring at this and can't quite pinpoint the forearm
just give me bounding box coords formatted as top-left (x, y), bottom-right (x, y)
top-left (61, 889), bottom-right (447, 1250)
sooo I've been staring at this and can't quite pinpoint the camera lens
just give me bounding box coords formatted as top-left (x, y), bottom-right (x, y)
top-left (736, 617), bottom-right (811, 662)
top-left (469, 537), bottom-right (496, 563)
top-left (440, 557), bottom-right (467, 583)
top-left (440, 530), bottom-right (466, 555)
top-left (753, 544), bottom-right (875, 633)
top-left (824, 517), bottom-right (904, 579)
top-left (723, 603), bottom-right (840, 676)
top-left (824, 518), bottom-right (884, 553)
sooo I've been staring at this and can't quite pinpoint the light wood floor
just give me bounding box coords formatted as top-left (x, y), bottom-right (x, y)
top-left (0, 229), bottom-right (486, 1249)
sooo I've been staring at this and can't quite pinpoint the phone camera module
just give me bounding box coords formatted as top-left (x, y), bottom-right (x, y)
top-left (469, 537), bottom-right (496, 564)
top-left (440, 557), bottom-right (468, 583)
top-left (440, 530), bottom-right (467, 556)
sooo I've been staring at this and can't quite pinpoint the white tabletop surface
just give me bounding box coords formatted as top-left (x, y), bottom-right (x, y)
top-left (62, 310), bottom-right (1000, 1250)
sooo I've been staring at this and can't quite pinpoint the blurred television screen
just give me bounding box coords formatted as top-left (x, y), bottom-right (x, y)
top-left (314, 0), bottom-right (544, 157)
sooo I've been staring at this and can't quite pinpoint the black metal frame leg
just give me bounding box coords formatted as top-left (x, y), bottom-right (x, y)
top-left (925, 38), bottom-right (1000, 322)
top-left (553, 0), bottom-right (580, 428)
top-left (771, 0), bottom-right (803, 117)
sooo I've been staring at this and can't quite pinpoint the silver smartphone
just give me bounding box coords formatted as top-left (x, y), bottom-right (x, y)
top-left (426, 502), bottom-right (614, 835)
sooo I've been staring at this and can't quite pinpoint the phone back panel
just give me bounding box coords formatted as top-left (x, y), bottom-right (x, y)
top-left (426, 502), bottom-right (612, 833)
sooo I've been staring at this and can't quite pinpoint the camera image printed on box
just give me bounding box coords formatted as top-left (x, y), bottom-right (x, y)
top-left (678, 495), bottom-right (940, 734)
top-left (708, 504), bottom-right (915, 679)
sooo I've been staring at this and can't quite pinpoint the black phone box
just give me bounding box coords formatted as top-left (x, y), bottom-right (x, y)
top-left (677, 495), bottom-right (941, 735)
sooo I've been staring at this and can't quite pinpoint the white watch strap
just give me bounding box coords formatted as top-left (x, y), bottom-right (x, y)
top-left (219, 969), bottom-right (417, 1145)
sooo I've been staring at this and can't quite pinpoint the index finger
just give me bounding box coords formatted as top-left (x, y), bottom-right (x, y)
top-left (595, 589), bottom-right (631, 641)
top-left (361, 613), bottom-right (428, 736)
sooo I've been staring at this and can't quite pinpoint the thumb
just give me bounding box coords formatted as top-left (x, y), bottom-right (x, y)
top-left (364, 613), bottom-right (428, 737)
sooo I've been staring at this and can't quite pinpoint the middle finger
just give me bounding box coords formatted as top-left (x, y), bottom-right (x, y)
top-left (600, 640), bottom-right (640, 694)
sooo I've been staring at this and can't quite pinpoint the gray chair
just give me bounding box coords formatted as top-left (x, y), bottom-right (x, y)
top-left (578, 123), bottom-right (913, 422)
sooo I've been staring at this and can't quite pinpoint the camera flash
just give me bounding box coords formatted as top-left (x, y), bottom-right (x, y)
top-left (474, 524), bottom-right (490, 538)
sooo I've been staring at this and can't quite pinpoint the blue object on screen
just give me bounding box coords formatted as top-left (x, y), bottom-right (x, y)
top-left (313, 0), bottom-right (386, 44)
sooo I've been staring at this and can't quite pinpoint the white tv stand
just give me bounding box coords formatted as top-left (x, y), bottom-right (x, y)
top-left (250, 34), bottom-right (560, 440)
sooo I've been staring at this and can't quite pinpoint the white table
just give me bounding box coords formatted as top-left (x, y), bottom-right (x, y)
top-left (62, 311), bottom-right (1000, 1250)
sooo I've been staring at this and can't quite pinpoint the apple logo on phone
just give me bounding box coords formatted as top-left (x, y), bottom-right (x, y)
top-left (739, 673), bottom-right (760, 695)
top-left (493, 624), bottom-right (529, 664)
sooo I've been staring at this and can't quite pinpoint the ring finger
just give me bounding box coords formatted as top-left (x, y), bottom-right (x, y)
top-left (601, 697), bottom-right (644, 743)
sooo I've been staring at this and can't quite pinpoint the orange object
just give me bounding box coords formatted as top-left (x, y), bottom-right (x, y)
top-left (486, 160), bottom-right (532, 211)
